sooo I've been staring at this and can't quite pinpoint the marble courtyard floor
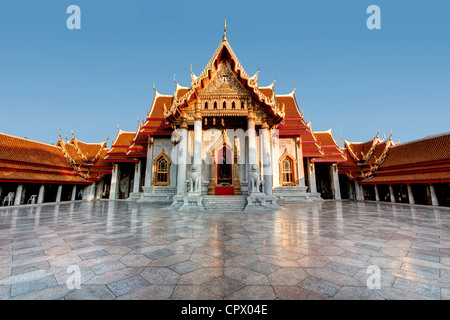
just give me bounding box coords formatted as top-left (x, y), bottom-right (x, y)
top-left (0, 200), bottom-right (449, 300)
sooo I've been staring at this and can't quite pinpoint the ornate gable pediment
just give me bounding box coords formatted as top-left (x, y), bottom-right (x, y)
top-left (200, 60), bottom-right (249, 96)
top-left (163, 33), bottom-right (285, 124)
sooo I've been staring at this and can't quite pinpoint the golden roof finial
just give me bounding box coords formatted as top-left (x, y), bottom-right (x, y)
top-left (223, 17), bottom-right (227, 42)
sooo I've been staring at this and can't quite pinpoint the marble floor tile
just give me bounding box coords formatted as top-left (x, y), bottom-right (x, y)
top-left (0, 200), bottom-right (449, 300)
top-left (298, 276), bottom-right (342, 298)
top-left (225, 285), bottom-right (277, 300)
top-left (107, 275), bottom-right (151, 298)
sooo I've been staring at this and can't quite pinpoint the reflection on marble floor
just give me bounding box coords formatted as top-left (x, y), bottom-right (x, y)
top-left (0, 200), bottom-right (449, 300)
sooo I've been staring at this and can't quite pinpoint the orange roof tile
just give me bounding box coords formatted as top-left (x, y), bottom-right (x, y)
top-left (176, 87), bottom-right (189, 100)
top-left (139, 94), bottom-right (173, 136)
top-left (276, 95), bottom-right (303, 119)
top-left (110, 130), bottom-right (135, 149)
top-left (380, 132), bottom-right (450, 167)
top-left (127, 143), bottom-right (147, 158)
top-left (70, 138), bottom-right (105, 162)
top-left (259, 87), bottom-right (273, 99)
top-left (0, 133), bottom-right (89, 184)
top-left (312, 130), bottom-right (347, 163)
top-left (361, 171), bottom-right (450, 184)
top-left (1, 133), bottom-right (70, 168)
top-left (0, 170), bottom-right (88, 184)
top-left (105, 130), bottom-right (138, 162)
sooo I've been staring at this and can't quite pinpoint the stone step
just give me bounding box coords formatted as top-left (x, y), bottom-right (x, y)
top-left (273, 186), bottom-right (322, 202)
top-left (202, 195), bottom-right (248, 212)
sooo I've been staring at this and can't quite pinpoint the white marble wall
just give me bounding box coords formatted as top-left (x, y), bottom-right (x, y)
top-left (152, 138), bottom-right (177, 188)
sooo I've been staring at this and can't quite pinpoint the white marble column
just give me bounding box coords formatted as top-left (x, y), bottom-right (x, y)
top-left (144, 137), bottom-right (154, 188)
top-left (193, 120), bottom-right (202, 166)
top-left (133, 160), bottom-right (142, 193)
top-left (71, 185), bottom-right (77, 201)
top-left (177, 119), bottom-right (188, 195)
top-left (348, 180), bottom-right (354, 199)
top-left (271, 132), bottom-right (280, 188)
top-left (96, 179), bottom-right (104, 200)
top-left (14, 184), bottom-right (23, 206)
top-left (407, 184), bottom-right (415, 205)
top-left (261, 122), bottom-right (272, 195)
top-left (308, 158), bottom-right (317, 193)
top-left (389, 184), bottom-right (396, 203)
top-left (193, 114), bottom-right (202, 194)
top-left (86, 182), bottom-right (96, 201)
top-left (429, 183), bottom-right (439, 206)
top-left (331, 164), bottom-right (341, 200)
top-left (374, 184), bottom-right (380, 201)
top-left (56, 185), bottom-right (63, 202)
top-left (37, 184), bottom-right (45, 204)
top-left (109, 163), bottom-right (120, 200)
top-left (295, 137), bottom-right (305, 187)
top-left (247, 111), bottom-right (257, 195)
top-left (354, 180), bottom-right (362, 201)
top-left (360, 184), bottom-right (365, 200)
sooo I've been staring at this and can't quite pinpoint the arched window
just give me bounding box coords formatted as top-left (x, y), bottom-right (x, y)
top-left (214, 101), bottom-right (217, 110)
top-left (279, 151), bottom-right (296, 186)
top-left (241, 101), bottom-right (245, 110)
top-left (282, 158), bottom-right (293, 184)
top-left (223, 101), bottom-right (227, 109)
top-left (153, 150), bottom-right (171, 186)
top-left (205, 102), bottom-right (208, 110)
top-left (232, 101), bottom-right (236, 109)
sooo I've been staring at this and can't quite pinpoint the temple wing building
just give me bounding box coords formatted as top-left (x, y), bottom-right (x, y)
top-left (0, 132), bottom-right (111, 205)
top-left (0, 26), bottom-right (448, 208)
top-left (338, 132), bottom-right (450, 206)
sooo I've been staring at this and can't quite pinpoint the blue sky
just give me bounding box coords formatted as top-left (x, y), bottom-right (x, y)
top-left (0, 0), bottom-right (449, 147)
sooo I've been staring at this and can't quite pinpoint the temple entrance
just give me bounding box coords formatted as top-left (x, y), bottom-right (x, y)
top-left (207, 131), bottom-right (242, 196)
top-left (215, 144), bottom-right (234, 195)
top-left (217, 144), bottom-right (232, 186)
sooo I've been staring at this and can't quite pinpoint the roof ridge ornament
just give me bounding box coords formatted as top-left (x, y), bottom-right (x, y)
top-left (223, 17), bottom-right (227, 42)
top-left (269, 75), bottom-right (276, 89)
top-left (190, 63), bottom-right (197, 81)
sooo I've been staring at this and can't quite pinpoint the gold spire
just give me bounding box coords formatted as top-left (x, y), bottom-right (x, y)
top-left (223, 18), bottom-right (227, 42)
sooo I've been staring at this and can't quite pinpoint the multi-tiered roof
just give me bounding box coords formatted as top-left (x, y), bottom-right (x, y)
top-left (0, 133), bottom-right (89, 184)
top-left (338, 131), bottom-right (450, 185)
top-left (57, 132), bottom-right (112, 181)
top-left (135, 26), bottom-right (345, 162)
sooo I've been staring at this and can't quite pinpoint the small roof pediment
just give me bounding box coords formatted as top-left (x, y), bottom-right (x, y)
top-left (200, 60), bottom-right (249, 96)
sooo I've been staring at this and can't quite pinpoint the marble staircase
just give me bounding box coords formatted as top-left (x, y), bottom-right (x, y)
top-left (202, 195), bottom-right (248, 212)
